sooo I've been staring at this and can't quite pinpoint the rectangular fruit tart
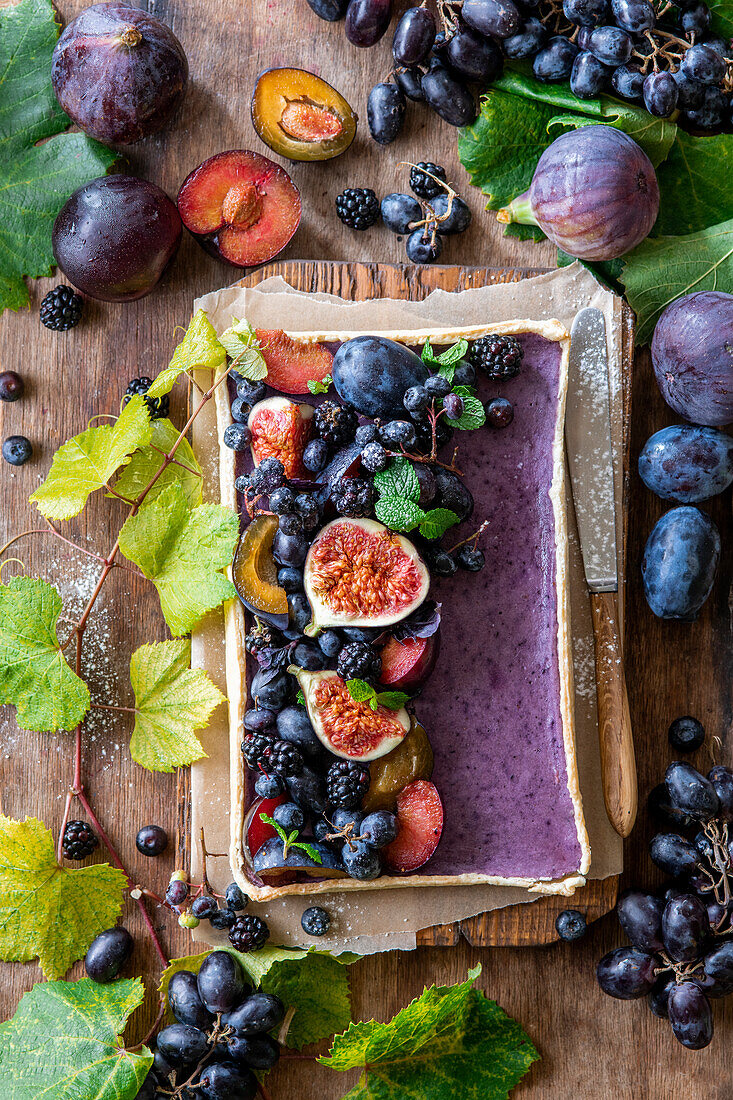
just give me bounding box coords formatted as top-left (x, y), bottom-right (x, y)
top-left (214, 319), bottom-right (591, 902)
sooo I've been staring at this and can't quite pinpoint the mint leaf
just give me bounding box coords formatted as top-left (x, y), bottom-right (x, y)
top-left (421, 338), bottom-right (439, 366)
top-left (0, 0), bottom-right (118, 313)
top-left (320, 965), bottom-right (539, 1100)
top-left (375, 691), bottom-right (410, 710)
top-left (0, 577), bottom-right (90, 733)
top-left (296, 688), bottom-right (306, 706)
top-left (375, 496), bottom-right (425, 532)
top-left (219, 318), bottom-right (268, 381)
top-left (259, 814), bottom-right (322, 864)
top-left (437, 338), bottom-right (468, 367)
top-left (619, 217), bottom-right (733, 344)
top-left (655, 131), bottom-right (733, 237)
top-left (0, 978), bottom-right (152, 1098)
top-left (419, 508), bottom-right (461, 541)
top-left (437, 361), bottom-right (457, 384)
top-left (445, 386), bottom-right (486, 430)
top-left (374, 457), bottom-right (421, 502)
top-left (345, 679), bottom-right (377, 704)
top-left (307, 374), bottom-right (332, 395)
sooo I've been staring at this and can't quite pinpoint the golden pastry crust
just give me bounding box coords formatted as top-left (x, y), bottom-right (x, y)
top-left (210, 319), bottom-right (590, 902)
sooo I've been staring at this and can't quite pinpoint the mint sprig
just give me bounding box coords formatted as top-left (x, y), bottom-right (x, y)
top-left (259, 813), bottom-right (322, 864)
top-left (444, 386), bottom-right (486, 430)
top-left (345, 679), bottom-right (410, 712)
top-left (374, 458), bottom-right (460, 539)
top-left (421, 338), bottom-right (469, 385)
top-left (307, 374), bottom-right (332, 395)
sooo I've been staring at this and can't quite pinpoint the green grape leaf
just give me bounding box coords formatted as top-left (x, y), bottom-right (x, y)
top-left (308, 374), bottom-right (333, 395)
top-left (418, 508), bottom-right (461, 541)
top-left (148, 310), bottom-right (226, 398)
top-left (374, 496), bottom-right (425, 533)
top-left (218, 318), bottom-right (269, 381)
top-left (0, 816), bottom-right (127, 979)
top-left (160, 948), bottom-right (355, 1050)
top-left (0, 977), bottom-right (151, 1098)
top-left (30, 396), bottom-right (152, 520)
top-left (444, 387), bottom-right (486, 430)
top-left (0, 577), bottom-right (89, 732)
top-left (709, 0), bottom-right (733, 36)
top-left (655, 131), bottom-right (733, 237)
top-left (503, 222), bottom-right (547, 242)
top-left (619, 217), bottom-right (733, 344)
top-left (118, 482), bottom-right (238, 636)
top-left (374, 457), bottom-right (421, 502)
top-left (129, 639), bottom-right (225, 772)
top-left (111, 417), bottom-right (203, 509)
top-left (321, 965), bottom-right (539, 1100)
top-left (0, 0), bottom-right (118, 313)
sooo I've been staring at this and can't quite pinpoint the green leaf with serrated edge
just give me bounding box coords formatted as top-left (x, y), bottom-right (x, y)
top-left (308, 374), bottom-right (332, 395)
top-left (0, 816), bottom-right (126, 979)
top-left (437, 339), bottom-right (468, 367)
top-left (375, 691), bottom-right (410, 710)
top-left (219, 318), bottom-right (269, 381)
top-left (556, 251), bottom-right (623, 292)
top-left (118, 482), bottom-right (238, 636)
top-left (0, 577), bottom-right (89, 732)
top-left (375, 496), bottom-right (425, 532)
top-left (374, 456), bottom-right (421, 503)
top-left (149, 310), bottom-right (227, 398)
top-left (0, 978), bottom-right (152, 1098)
top-left (0, 0), bottom-right (118, 314)
top-left (503, 221), bottom-right (547, 242)
top-left (111, 417), bottom-right (203, 509)
top-left (419, 508), bottom-right (461, 541)
top-left (421, 338), bottom-right (439, 365)
top-left (296, 688), bottom-right (306, 706)
top-left (709, 0), bottom-right (733, 35)
top-left (30, 396), bottom-right (152, 520)
top-left (345, 679), bottom-right (377, 704)
top-left (321, 965), bottom-right (539, 1100)
top-left (129, 639), bottom-right (224, 772)
top-left (160, 948), bottom-right (355, 1049)
top-left (655, 131), bottom-right (733, 237)
top-left (445, 387), bottom-right (486, 430)
top-left (619, 218), bottom-right (733, 345)
top-left (259, 814), bottom-right (323, 864)
top-left (437, 361), bottom-right (456, 384)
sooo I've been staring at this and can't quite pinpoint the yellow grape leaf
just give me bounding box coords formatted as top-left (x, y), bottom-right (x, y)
top-left (0, 816), bottom-right (126, 979)
top-left (30, 395), bottom-right (152, 520)
top-left (148, 309), bottom-right (226, 398)
top-left (112, 417), bottom-right (203, 509)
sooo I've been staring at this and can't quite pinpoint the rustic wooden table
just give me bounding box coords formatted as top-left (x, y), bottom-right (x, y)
top-left (0, 2), bottom-right (731, 1096)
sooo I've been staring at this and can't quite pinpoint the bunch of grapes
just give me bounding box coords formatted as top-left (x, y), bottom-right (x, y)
top-left (308, 0), bottom-right (732, 135)
top-left (597, 757), bottom-right (733, 1050)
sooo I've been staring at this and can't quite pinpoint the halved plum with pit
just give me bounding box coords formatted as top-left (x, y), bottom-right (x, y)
top-left (177, 150), bottom-right (301, 267)
top-left (252, 68), bottom-right (357, 162)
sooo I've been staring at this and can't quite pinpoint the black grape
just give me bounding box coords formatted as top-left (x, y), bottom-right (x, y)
top-left (156, 1024), bottom-right (208, 1066)
top-left (679, 1), bottom-right (711, 35)
top-left (700, 34), bottom-right (726, 56)
top-left (421, 62), bottom-right (476, 125)
top-left (647, 783), bottom-right (695, 829)
top-left (222, 992), bottom-right (285, 1034)
top-left (648, 976), bottom-right (675, 1018)
top-left (611, 0), bottom-right (655, 31)
top-left (699, 940), bottom-right (733, 998)
top-left (587, 25), bottom-right (633, 66)
top-left (198, 1061), bottom-right (257, 1100)
top-left (444, 27), bottom-right (503, 83)
top-left (563, 0), bottom-right (608, 24)
top-left (596, 947), bottom-right (657, 999)
top-left (533, 36), bottom-right (578, 81)
top-left (661, 894), bottom-right (710, 962)
top-left (680, 42), bottom-right (727, 85)
top-left (616, 890), bottom-right (664, 952)
top-left (665, 761), bottom-right (720, 822)
top-left (668, 983), bottom-right (713, 1049)
top-left (394, 66), bottom-right (425, 100)
top-left (570, 51), bottom-right (610, 96)
top-left (345, 0), bottom-right (393, 47)
top-left (367, 81), bottom-right (406, 144)
top-left (168, 971), bottom-right (214, 1029)
top-left (611, 64), bottom-right (645, 100)
top-left (708, 765), bottom-right (733, 822)
top-left (503, 17), bottom-right (547, 58)
top-left (683, 85), bottom-right (729, 130)
top-left (307, 0), bottom-right (349, 18)
top-left (649, 833), bottom-right (700, 878)
top-left (197, 951), bottom-right (248, 1014)
top-left (643, 71), bottom-right (679, 117)
top-left (84, 927), bottom-right (133, 983)
top-left (463, 0), bottom-right (522, 38)
top-left (392, 6), bottom-right (435, 65)
top-left (431, 193), bottom-right (472, 234)
top-left (227, 1034), bottom-right (281, 1069)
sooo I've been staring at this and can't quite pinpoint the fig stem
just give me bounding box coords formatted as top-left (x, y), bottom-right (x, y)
top-left (496, 190), bottom-right (535, 226)
top-left (119, 24), bottom-right (143, 47)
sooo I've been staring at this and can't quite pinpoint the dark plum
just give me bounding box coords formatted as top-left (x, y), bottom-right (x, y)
top-left (367, 82), bottom-right (406, 145)
top-left (84, 927), bottom-right (133, 983)
top-left (651, 292), bottom-right (733, 426)
top-left (307, 0), bottom-right (349, 18)
top-left (345, 0), bottom-right (393, 46)
top-left (638, 425), bottom-right (733, 503)
top-left (616, 890), bottom-right (664, 952)
top-left (276, 706), bottom-right (321, 757)
top-left (668, 983), bottom-right (713, 1049)
top-left (53, 176), bottom-right (181, 302)
top-left (392, 7), bottom-right (435, 65)
top-left (333, 337), bottom-right (429, 419)
top-left (463, 0), bottom-right (522, 37)
top-left (51, 4), bottom-right (188, 145)
top-left (168, 970), bottom-right (214, 1029)
top-left (499, 126), bottom-right (658, 260)
top-left (197, 950), bottom-right (247, 1013)
top-left (665, 761), bottom-right (719, 821)
top-left (641, 506), bottom-right (720, 620)
top-left (444, 27), bottom-right (503, 83)
top-left (596, 947), bottom-right (657, 999)
top-left (420, 63), bottom-right (476, 126)
top-left (381, 193), bottom-right (422, 234)
top-left (662, 894), bottom-right (710, 961)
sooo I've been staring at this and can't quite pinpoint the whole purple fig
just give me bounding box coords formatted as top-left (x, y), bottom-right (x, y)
top-left (651, 292), bottom-right (733, 426)
top-left (52, 3), bottom-right (188, 145)
top-left (497, 125), bottom-right (659, 260)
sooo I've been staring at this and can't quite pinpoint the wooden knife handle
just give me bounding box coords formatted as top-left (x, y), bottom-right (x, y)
top-left (591, 591), bottom-right (637, 838)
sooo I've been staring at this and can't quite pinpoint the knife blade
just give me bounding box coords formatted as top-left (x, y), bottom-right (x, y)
top-left (566, 307), bottom-right (637, 838)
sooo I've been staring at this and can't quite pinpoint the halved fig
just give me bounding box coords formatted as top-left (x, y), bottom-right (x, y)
top-left (382, 779), bottom-right (443, 873)
top-left (248, 397), bottom-right (314, 479)
top-left (252, 836), bottom-right (344, 878)
top-left (252, 68), bottom-right (357, 162)
top-left (304, 518), bottom-right (429, 633)
top-left (362, 717), bottom-right (434, 812)
top-left (255, 330), bottom-right (333, 394)
top-left (233, 515), bottom-right (289, 629)
top-left (293, 668), bottom-right (410, 761)
top-left (379, 632), bottom-right (440, 692)
top-left (177, 150), bottom-right (301, 267)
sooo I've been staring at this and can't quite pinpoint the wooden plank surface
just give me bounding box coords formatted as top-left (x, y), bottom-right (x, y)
top-left (0, 1), bottom-right (731, 1095)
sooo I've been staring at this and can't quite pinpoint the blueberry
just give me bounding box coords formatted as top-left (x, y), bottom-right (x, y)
top-left (456, 545), bottom-right (485, 571)
top-left (486, 397), bottom-right (514, 428)
top-left (210, 909), bottom-right (236, 930)
top-left (332, 808), bottom-right (364, 831)
top-left (303, 438), bottom-right (329, 473)
top-left (361, 441), bottom-right (390, 472)
top-left (0, 371), bottom-right (24, 402)
top-left (273, 802), bottom-right (305, 831)
top-left (301, 906), bottom-right (332, 936)
top-left (342, 840), bottom-right (381, 879)
top-left (355, 423), bottom-right (379, 446)
top-left (403, 385), bottom-right (429, 412)
top-left (318, 630), bottom-right (342, 658)
top-left (555, 909), bottom-right (587, 942)
top-left (452, 360), bottom-right (476, 387)
top-left (668, 716), bottom-right (705, 753)
top-left (236, 379), bottom-right (267, 404)
top-left (288, 592), bottom-right (312, 634)
top-left (225, 883), bottom-right (247, 911)
top-left (406, 228), bottom-right (443, 264)
top-left (2, 435), bottom-right (32, 466)
top-left (270, 486), bottom-right (296, 514)
top-left (255, 773), bottom-right (284, 797)
top-left (277, 566), bottom-right (304, 592)
top-left (360, 811), bottom-right (398, 848)
top-left (313, 818), bottom-right (331, 841)
top-left (425, 374), bottom-right (451, 398)
top-left (294, 494), bottom-right (321, 529)
top-left (279, 512), bottom-right (304, 536)
top-left (223, 424), bottom-right (250, 451)
top-left (380, 420), bottom-right (417, 447)
top-left (230, 397), bottom-right (252, 423)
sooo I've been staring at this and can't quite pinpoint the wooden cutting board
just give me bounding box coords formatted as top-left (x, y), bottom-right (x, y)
top-left (201, 258), bottom-right (633, 948)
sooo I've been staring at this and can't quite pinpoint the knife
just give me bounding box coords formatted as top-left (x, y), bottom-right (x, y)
top-left (566, 307), bottom-right (637, 838)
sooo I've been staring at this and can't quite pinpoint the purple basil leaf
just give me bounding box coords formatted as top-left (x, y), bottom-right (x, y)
top-left (392, 601), bottom-right (442, 641)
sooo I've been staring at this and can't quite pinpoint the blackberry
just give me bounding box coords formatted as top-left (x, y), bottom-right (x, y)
top-left (326, 760), bottom-right (370, 810)
top-left (269, 740), bottom-right (304, 777)
top-left (409, 162), bottom-right (447, 199)
top-left (62, 820), bottom-right (99, 861)
top-left (251, 457), bottom-right (285, 493)
top-left (469, 335), bottom-right (524, 381)
top-left (337, 641), bottom-right (382, 683)
top-left (40, 284), bottom-right (83, 331)
top-left (242, 732), bottom-right (276, 770)
top-left (301, 906), bottom-right (331, 937)
top-left (314, 401), bottom-right (358, 446)
top-left (229, 914), bottom-right (270, 952)
top-left (336, 188), bottom-right (380, 230)
top-left (245, 620), bottom-right (280, 657)
top-left (123, 377), bottom-right (170, 420)
top-left (331, 477), bottom-right (376, 518)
